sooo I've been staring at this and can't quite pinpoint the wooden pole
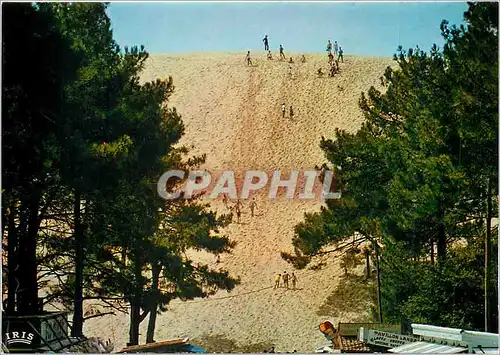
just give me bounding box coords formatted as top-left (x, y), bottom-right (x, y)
top-left (374, 240), bottom-right (383, 323)
top-left (484, 177), bottom-right (492, 332)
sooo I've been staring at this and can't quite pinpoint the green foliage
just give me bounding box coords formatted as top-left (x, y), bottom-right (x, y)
top-left (399, 234), bottom-right (498, 330)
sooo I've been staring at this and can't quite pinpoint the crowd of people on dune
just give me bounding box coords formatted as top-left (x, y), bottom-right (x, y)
top-left (221, 195), bottom-right (258, 224)
top-left (274, 270), bottom-right (298, 290)
top-left (245, 35), bottom-right (345, 77)
top-left (244, 35), bottom-right (346, 119)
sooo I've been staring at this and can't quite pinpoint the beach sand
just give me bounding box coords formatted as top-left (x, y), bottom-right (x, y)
top-left (83, 52), bottom-right (393, 352)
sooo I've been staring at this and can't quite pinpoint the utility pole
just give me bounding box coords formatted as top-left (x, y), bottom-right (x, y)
top-left (374, 240), bottom-right (383, 324)
top-left (484, 178), bottom-right (492, 332)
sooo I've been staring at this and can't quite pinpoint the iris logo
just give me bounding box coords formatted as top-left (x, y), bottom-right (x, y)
top-left (4, 331), bottom-right (35, 345)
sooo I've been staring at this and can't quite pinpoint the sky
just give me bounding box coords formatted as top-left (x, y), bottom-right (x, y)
top-left (106, 1), bottom-right (469, 57)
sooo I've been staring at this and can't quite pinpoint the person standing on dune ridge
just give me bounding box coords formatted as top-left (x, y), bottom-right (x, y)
top-left (279, 44), bottom-right (286, 60)
top-left (245, 51), bottom-right (253, 66)
top-left (263, 35), bottom-right (269, 51)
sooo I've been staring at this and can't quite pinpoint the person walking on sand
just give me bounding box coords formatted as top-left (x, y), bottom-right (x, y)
top-left (282, 271), bottom-right (289, 289)
top-left (300, 54), bottom-right (306, 63)
top-left (274, 273), bottom-right (281, 289)
top-left (291, 272), bottom-right (297, 290)
top-left (235, 198), bottom-right (243, 223)
top-left (338, 46), bottom-right (344, 63)
top-left (245, 51), bottom-right (253, 66)
top-left (281, 102), bottom-right (286, 118)
top-left (334, 41), bottom-right (339, 56)
top-left (279, 44), bottom-right (286, 60)
top-left (263, 35), bottom-right (269, 51)
top-left (289, 105), bottom-right (294, 119)
top-left (249, 197), bottom-right (257, 217)
top-left (235, 203), bottom-right (241, 223)
top-left (326, 40), bottom-right (332, 54)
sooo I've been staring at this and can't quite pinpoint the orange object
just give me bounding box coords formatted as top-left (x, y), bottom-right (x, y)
top-left (320, 321), bottom-right (334, 333)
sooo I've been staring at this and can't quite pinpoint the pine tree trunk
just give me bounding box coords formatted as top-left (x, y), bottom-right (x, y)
top-left (129, 302), bottom-right (141, 346)
top-left (6, 205), bottom-right (18, 314)
top-left (72, 190), bottom-right (84, 337)
top-left (17, 194), bottom-right (40, 315)
top-left (484, 177), bottom-right (492, 332)
top-left (365, 249), bottom-right (370, 280)
top-left (122, 247), bottom-right (127, 266)
top-left (129, 259), bottom-right (143, 346)
top-left (437, 207), bottom-right (446, 263)
top-left (374, 241), bottom-right (383, 323)
top-left (430, 238), bottom-right (434, 264)
top-left (146, 263), bottom-right (161, 343)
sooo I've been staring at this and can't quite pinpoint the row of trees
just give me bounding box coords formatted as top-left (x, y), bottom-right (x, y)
top-left (2, 2), bottom-right (239, 345)
top-left (283, 2), bottom-right (498, 332)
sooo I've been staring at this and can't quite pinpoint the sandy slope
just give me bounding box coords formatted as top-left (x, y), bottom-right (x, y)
top-left (84, 52), bottom-right (393, 352)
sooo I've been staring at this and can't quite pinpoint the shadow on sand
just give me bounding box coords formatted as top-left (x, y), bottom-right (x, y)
top-left (316, 273), bottom-right (376, 321)
top-left (194, 333), bottom-right (274, 353)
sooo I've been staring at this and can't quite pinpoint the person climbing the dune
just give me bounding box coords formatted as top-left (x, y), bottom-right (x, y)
top-left (222, 194), bottom-right (228, 209)
top-left (245, 51), bottom-right (253, 66)
top-left (291, 272), bottom-right (297, 290)
top-left (282, 271), bottom-right (289, 289)
top-left (328, 51), bottom-right (334, 64)
top-left (282, 102), bottom-right (286, 118)
top-left (329, 63), bottom-right (335, 77)
top-left (274, 273), bottom-right (281, 289)
top-left (289, 105), bottom-right (294, 119)
top-left (267, 51), bottom-right (273, 60)
top-left (279, 44), bottom-right (286, 60)
top-left (235, 198), bottom-right (243, 210)
top-left (234, 198), bottom-right (243, 223)
top-left (300, 54), bottom-right (306, 63)
top-left (338, 46), bottom-right (344, 63)
top-left (289, 57), bottom-right (294, 64)
top-left (235, 203), bottom-right (241, 223)
top-left (250, 197), bottom-right (257, 217)
top-left (263, 35), bottom-right (269, 51)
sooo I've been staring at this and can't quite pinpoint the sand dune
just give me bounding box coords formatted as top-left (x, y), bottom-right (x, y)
top-left (84, 52), bottom-right (393, 352)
